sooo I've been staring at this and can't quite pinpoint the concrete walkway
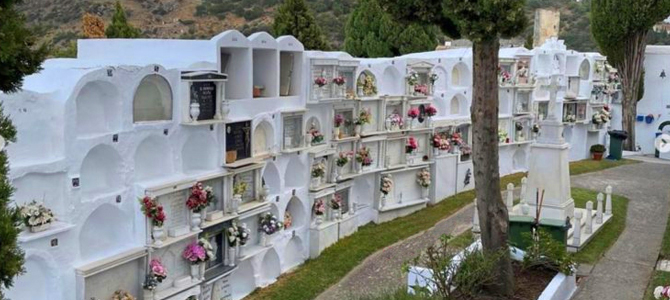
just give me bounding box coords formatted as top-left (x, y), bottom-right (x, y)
top-left (571, 159), bottom-right (670, 300)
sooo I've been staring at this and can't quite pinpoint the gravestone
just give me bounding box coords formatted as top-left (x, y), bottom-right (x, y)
top-left (226, 121), bottom-right (252, 161)
top-left (191, 82), bottom-right (217, 121)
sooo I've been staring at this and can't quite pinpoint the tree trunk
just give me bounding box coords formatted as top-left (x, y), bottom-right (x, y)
top-left (471, 39), bottom-right (514, 295)
top-left (616, 31), bottom-right (647, 151)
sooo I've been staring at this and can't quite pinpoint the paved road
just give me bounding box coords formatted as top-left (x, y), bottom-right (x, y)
top-left (571, 159), bottom-right (670, 300)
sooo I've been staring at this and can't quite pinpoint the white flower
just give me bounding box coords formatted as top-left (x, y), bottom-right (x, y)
top-left (655, 286), bottom-right (664, 299)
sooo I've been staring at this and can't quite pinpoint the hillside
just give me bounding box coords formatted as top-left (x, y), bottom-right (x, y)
top-left (21, 0), bottom-right (645, 54)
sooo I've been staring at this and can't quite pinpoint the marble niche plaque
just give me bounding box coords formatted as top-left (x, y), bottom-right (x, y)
top-left (161, 190), bottom-right (190, 237)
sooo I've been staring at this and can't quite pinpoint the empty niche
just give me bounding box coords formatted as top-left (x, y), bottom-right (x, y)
top-left (285, 196), bottom-right (306, 230)
top-left (431, 66), bottom-right (448, 93)
top-left (5, 255), bottom-right (53, 300)
top-left (450, 94), bottom-right (467, 116)
top-left (284, 156), bottom-right (305, 188)
top-left (12, 172), bottom-right (66, 216)
top-left (80, 145), bottom-right (123, 195)
top-left (253, 49), bottom-right (279, 98)
top-left (230, 259), bottom-right (255, 299)
top-left (79, 203), bottom-right (133, 262)
top-left (253, 120), bottom-right (274, 156)
top-left (280, 51), bottom-right (303, 96)
top-left (75, 80), bottom-right (122, 137)
top-left (579, 59), bottom-right (591, 80)
top-left (134, 135), bottom-right (173, 181)
top-left (283, 236), bottom-right (305, 271)
top-left (182, 132), bottom-right (217, 173)
top-left (382, 66), bottom-right (403, 95)
top-left (262, 162), bottom-right (281, 194)
top-left (451, 62), bottom-right (471, 87)
top-left (512, 149), bottom-right (527, 170)
top-left (133, 74), bottom-right (173, 123)
top-left (260, 248), bottom-right (281, 285)
top-left (220, 47), bottom-right (252, 100)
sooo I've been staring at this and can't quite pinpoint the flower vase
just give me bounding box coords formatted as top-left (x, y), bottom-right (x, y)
top-left (232, 194), bottom-right (242, 213)
top-left (451, 145), bottom-right (460, 154)
top-left (334, 209), bottom-right (340, 220)
top-left (327, 208), bottom-right (333, 221)
top-left (30, 223), bottom-right (51, 233)
top-left (409, 119), bottom-right (415, 129)
top-left (340, 85), bottom-right (346, 98)
top-left (220, 101), bottom-right (230, 120)
top-left (334, 127), bottom-right (341, 140)
top-left (358, 163), bottom-right (363, 174)
top-left (200, 207), bottom-right (208, 228)
top-left (262, 187), bottom-right (270, 202)
top-left (385, 118), bottom-right (392, 131)
top-left (354, 125), bottom-right (361, 137)
top-left (190, 264), bottom-right (199, 281)
top-left (191, 212), bottom-right (201, 231)
top-left (426, 117), bottom-right (432, 127)
top-left (380, 195), bottom-right (387, 208)
top-left (228, 246), bottom-right (236, 267)
top-left (433, 148), bottom-right (440, 157)
top-left (331, 168), bottom-right (339, 183)
top-left (143, 289), bottom-right (154, 300)
top-left (260, 233), bottom-right (269, 247)
top-left (199, 262), bottom-right (206, 280)
top-left (406, 154), bottom-right (413, 165)
top-left (152, 225), bottom-right (164, 246)
top-left (422, 188), bottom-right (429, 199)
top-left (306, 133), bottom-right (312, 146)
top-left (315, 215), bottom-right (323, 226)
top-left (311, 177), bottom-right (321, 189)
top-left (357, 86), bottom-right (363, 96)
top-left (189, 103), bottom-right (200, 122)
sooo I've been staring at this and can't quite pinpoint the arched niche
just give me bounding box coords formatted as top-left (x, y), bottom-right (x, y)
top-left (262, 162), bottom-right (281, 195)
top-left (450, 94), bottom-right (467, 116)
top-left (230, 259), bottom-right (256, 299)
top-left (12, 172), bottom-right (66, 215)
top-left (80, 145), bottom-right (123, 195)
top-left (284, 156), bottom-right (305, 188)
top-left (356, 70), bottom-right (378, 97)
top-left (512, 149), bottom-right (527, 170)
top-left (305, 116), bottom-right (321, 134)
top-left (76, 80), bottom-right (122, 137)
top-left (181, 132), bottom-right (217, 173)
top-left (253, 120), bottom-right (275, 157)
top-left (382, 66), bottom-right (403, 95)
top-left (285, 196), bottom-right (306, 230)
top-left (579, 59), bottom-right (591, 80)
top-left (451, 62), bottom-right (471, 87)
top-left (283, 236), bottom-right (305, 271)
top-left (135, 135), bottom-right (173, 181)
top-left (5, 255), bottom-right (53, 300)
top-left (260, 248), bottom-right (281, 284)
top-left (133, 74), bottom-right (173, 123)
top-left (432, 96), bottom-right (447, 118)
top-left (79, 204), bottom-right (133, 262)
top-left (431, 66), bottom-right (448, 93)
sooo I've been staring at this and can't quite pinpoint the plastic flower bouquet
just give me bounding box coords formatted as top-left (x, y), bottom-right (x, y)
top-left (238, 223), bottom-right (250, 245)
top-left (336, 151), bottom-right (352, 167)
top-left (139, 196), bottom-right (166, 227)
top-left (310, 128), bottom-right (324, 144)
top-left (199, 238), bottom-right (216, 262)
top-left (311, 161), bottom-right (326, 178)
top-left (406, 137), bottom-right (418, 154)
top-left (416, 168), bottom-right (431, 188)
top-left (284, 211), bottom-right (293, 229)
top-left (313, 199), bottom-right (326, 216)
top-left (330, 194), bottom-right (342, 210)
top-left (389, 112), bottom-right (404, 128)
top-left (149, 259), bottom-right (167, 283)
top-left (183, 242), bottom-right (208, 264)
top-left (186, 182), bottom-right (209, 212)
top-left (406, 71), bottom-right (419, 86)
top-left (414, 84), bottom-right (428, 95)
top-left (356, 109), bottom-right (372, 125)
top-left (259, 212), bottom-right (284, 235)
top-left (592, 113), bottom-right (603, 124)
top-left (332, 76), bottom-right (346, 86)
top-left (356, 147), bottom-right (372, 166)
top-left (407, 107), bottom-right (420, 119)
top-left (233, 180), bottom-right (248, 196)
top-left (314, 76), bottom-right (327, 87)
top-left (654, 285), bottom-right (670, 299)
top-left (227, 223), bottom-right (240, 247)
top-left (19, 200), bottom-right (55, 229)
top-left (425, 105), bottom-right (437, 117)
top-left (112, 290), bottom-right (136, 300)
top-left (334, 114), bottom-right (345, 128)
top-left (449, 132), bottom-right (464, 146)
top-left (380, 175), bottom-right (393, 195)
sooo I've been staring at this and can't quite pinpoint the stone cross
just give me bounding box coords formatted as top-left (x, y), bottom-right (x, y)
top-left (605, 185), bottom-right (613, 216)
top-left (572, 210), bottom-right (583, 247)
top-left (520, 177), bottom-right (528, 204)
top-left (472, 199), bottom-right (480, 233)
top-left (585, 201), bottom-right (593, 234)
top-left (596, 193), bottom-right (604, 224)
top-left (506, 183), bottom-right (514, 212)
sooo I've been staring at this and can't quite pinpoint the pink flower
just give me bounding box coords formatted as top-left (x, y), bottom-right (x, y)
top-left (408, 107), bottom-right (420, 119)
top-left (150, 259), bottom-right (167, 278)
top-left (425, 105), bottom-right (437, 117)
top-left (183, 242), bottom-right (207, 264)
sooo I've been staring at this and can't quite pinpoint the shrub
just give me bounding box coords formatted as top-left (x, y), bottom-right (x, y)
top-left (522, 229), bottom-right (576, 275)
top-left (590, 144), bottom-right (606, 153)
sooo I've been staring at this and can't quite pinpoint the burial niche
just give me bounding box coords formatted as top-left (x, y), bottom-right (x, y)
top-left (133, 75), bottom-right (173, 123)
top-left (80, 145), bottom-right (123, 195)
top-left (76, 80), bottom-right (121, 137)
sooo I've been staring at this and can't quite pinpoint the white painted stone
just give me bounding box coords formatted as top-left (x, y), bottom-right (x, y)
top-left (585, 201), bottom-right (593, 235)
top-left (605, 185), bottom-right (612, 216)
top-left (596, 193), bottom-right (604, 224)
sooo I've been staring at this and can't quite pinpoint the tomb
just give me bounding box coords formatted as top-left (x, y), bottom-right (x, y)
top-left (75, 80), bottom-right (122, 137)
top-left (250, 32), bottom-right (279, 98)
top-left (216, 31), bottom-right (252, 100)
top-left (405, 60), bottom-right (436, 98)
top-left (179, 71), bottom-right (228, 125)
top-left (278, 36), bottom-right (304, 98)
top-left (281, 110), bottom-right (308, 153)
top-left (133, 74), bottom-right (173, 123)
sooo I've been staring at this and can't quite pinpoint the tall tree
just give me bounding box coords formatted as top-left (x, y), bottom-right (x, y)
top-left (379, 0), bottom-right (527, 295)
top-left (591, 0), bottom-right (670, 150)
top-left (344, 0), bottom-right (438, 58)
top-left (273, 0), bottom-right (329, 50)
top-left (0, 0), bottom-right (46, 298)
top-left (105, 1), bottom-right (141, 39)
top-left (82, 13), bottom-right (106, 39)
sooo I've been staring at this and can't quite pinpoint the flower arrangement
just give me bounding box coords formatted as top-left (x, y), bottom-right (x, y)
top-left (407, 107), bottom-right (420, 119)
top-left (149, 259), bottom-right (167, 283)
top-left (330, 194), bottom-right (342, 210)
top-left (238, 224), bottom-right (250, 245)
top-left (309, 128), bottom-right (324, 145)
top-left (226, 222), bottom-right (240, 247)
top-left (334, 114), bottom-right (345, 128)
top-left (112, 290), bottom-right (136, 300)
top-left (498, 129), bottom-right (509, 143)
top-left (414, 84), bottom-right (428, 95)
top-left (313, 199), bottom-right (326, 216)
top-left (425, 105), bottom-right (437, 117)
top-left (406, 136), bottom-right (418, 154)
top-left (532, 124), bottom-right (541, 133)
top-left (314, 77), bottom-right (327, 87)
top-left (499, 67), bottom-right (512, 84)
top-left (139, 196), bottom-right (166, 227)
top-left (432, 134), bottom-right (450, 151)
top-left (449, 132), bottom-right (464, 146)
top-left (380, 175), bottom-right (393, 195)
top-left (416, 168), bottom-right (431, 188)
top-left (186, 182), bottom-right (209, 212)
top-left (460, 143), bottom-right (472, 155)
top-left (259, 212), bottom-right (284, 235)
top-left (233, 180), bottom-right (248, 196)
top-left (199, 238), bottom-right (216, 261)
top-left (284, 211), bottom-right (293, 229)
top-left (336, 151), bottom-right (352, 167)
top-left (183, 241), bottom-right (208, 264)
top-left (19, 200), bottom-right (55, 229)
top-left (356, 147), bottom-right (373, 166)
top-left (332, 76), bottom-right (346, 86)
top-left (515, 122), bottom-right (524, 131)
top-left (356, 109), bottom-right (372, 125)
top-left (592, 112), bottom-right (603, 124)
top-left (406, 71), bottom-right (419, 86)
top-left (358, 74), bottom-right (378, 96)
top-left (654, 286), bottom-right (670, 299)
top-left (430, 73), bottom-right (439, 85)
top-left (564, 114), bottom-right (577, 123)
top-left (388, 112), bottom-right (404, 128)
top-left (311, 161), bottom-right (326, 178)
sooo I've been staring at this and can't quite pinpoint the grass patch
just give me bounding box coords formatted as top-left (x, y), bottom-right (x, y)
top-left (644, 271), bottom-right (670, 300)
top-left (659, 209), bottom-right (670, 260)
top-left (246, 159), bottom-right (635, 300)
top-left (571, 188), bottom-right (629, 264)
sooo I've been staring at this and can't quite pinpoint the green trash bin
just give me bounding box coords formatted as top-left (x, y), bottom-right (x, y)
top-left (509, 216), bottom-right (569, 250)
top-left (607, 130), bottom-right (628, 160)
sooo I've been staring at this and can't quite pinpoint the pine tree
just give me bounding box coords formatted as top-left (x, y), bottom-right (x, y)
top-left (591, 0), bottom-right (670, 150)
top-left (379, 0), bottom-right (527, 295)
top-left (272, 0), bottom-right (329, 50)
top-left (344, 0), bottom-right (437, 58)
top-left (0, 1), bottom-right (45, 298)
top-left (105, 1), bottom-right (141, 39)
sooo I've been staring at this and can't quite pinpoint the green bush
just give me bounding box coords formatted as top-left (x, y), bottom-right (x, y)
top-left (522, 229), bottom-right (576, 275)
top-left (590, 144), bottom-right (606, 153)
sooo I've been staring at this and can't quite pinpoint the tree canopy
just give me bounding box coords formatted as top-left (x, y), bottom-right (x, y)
top-left (273, 0), bottom-right (330, 50)
top-left (105, 1), bottom-right (141, 39)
